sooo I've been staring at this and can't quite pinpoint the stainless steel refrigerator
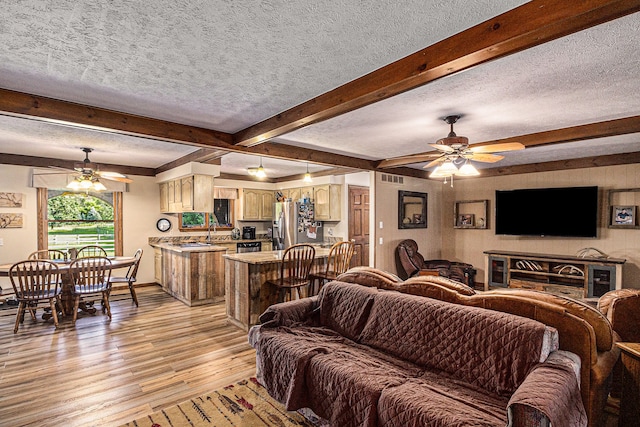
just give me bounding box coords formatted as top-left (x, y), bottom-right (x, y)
top-left (272, 201), bottom-right (323, 250)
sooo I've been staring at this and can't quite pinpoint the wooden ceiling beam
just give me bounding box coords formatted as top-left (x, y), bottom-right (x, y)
top-left (0, 153), bottom-right (156, 176)
top-left (155, 148), bottom-right (226, 174)
top-left (475, 151), bottom-right (640, 178)
top-left (0, 89), bottom-right (380, 173)
top-left (233, 0), bottom-right (640, 147)
top-left (377, 115), bottom-right (640, 168)
top-left (0, 88), bottom-right (235, 147)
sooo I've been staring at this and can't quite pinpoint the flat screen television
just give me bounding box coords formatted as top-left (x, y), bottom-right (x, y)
top-left (495, 186), bottom-right (598, 237)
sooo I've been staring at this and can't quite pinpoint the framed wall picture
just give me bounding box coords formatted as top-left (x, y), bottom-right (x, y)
top-left (458, 214), bottom-right (475, 227)
top-left (0, 192), bottom-right (22, 208)
top-left (611, 205), bottom-right (636, 227)
top-left (398, 191), bottom-right (427, 229)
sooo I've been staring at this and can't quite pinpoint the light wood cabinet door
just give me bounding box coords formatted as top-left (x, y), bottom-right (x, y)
top-left (261, 191), bottom-right (275, 219)
top-left (314, 184), bottom-right (341, 221)
top-left (154, 248), bottom-right (163, 285)
top-left (192, 175), bottom-right (214, 212)
top-left (288, 187), bottom-right (302, 202)
top-left (166, 179), bottom-right (183, 212)
top-left (159, 182), bottom-right (169, 212)
top-left (180, 176), bottom-right (194, 211)
top-left (243, 189), bottom-right (261, 220)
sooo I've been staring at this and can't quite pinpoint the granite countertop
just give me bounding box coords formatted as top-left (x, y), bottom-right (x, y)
top-left (224, 247), bottom-right (331, 265)
top-left (151, 242), bottom-right (228, 253)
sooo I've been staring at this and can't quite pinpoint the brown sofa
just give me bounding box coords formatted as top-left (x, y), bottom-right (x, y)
top-left (250, 280), bottom-right (587, 426)
top-left (336, 267), bottom-right (619, 427)
top-left (394, 239), bottom-right (476, 285)
top-left (598, 288), bottom-right (640, 398)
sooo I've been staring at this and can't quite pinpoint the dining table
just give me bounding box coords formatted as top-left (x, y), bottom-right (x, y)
top-left (0, 256), bottom-right (137, 320)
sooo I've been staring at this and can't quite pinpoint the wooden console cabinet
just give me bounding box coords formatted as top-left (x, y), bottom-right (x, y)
top-left (484, 250), bottom-right (625, 299)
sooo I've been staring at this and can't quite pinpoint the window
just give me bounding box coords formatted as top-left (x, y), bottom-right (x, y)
top-left (46, 190), bottom-right (116, 255)
top-left (179, 199), bottom-right (235, 231)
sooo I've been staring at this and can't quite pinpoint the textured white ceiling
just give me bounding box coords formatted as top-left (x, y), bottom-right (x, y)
top-left (0, 1), bottom-right (638, 177)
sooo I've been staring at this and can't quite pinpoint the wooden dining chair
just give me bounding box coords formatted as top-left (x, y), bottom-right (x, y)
top-left (76, 245), bottom-right (108, 258)
top-left (28, 249), bottom-right (67, 261)
top-left (109, 248), bottom-right (143, 307)
top-left (309, 240), bottom-right (355, 295)
top-left (9, 260), bottom-right (65, 333)
top-left (69, 256), bottom-right (112, 324)
top-left (265, 244), bottom-right (316, 303)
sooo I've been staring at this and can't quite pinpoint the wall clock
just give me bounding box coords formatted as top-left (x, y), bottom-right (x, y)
top-left (156, 218), bottom-right (172, 232)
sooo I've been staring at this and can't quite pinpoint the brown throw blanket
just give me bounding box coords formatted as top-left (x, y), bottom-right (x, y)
top-left (508, 355), bottom-right (587, 427)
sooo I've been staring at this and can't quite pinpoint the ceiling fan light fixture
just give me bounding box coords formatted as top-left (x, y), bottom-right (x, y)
top-left (457, 161), bottom-right (480, 177)
top-left (247, 157), bottom-right (267, 178)
top-left (439, 159), bottom-right (458, 175)
top-left (92, 179), bottom-right (107, 191)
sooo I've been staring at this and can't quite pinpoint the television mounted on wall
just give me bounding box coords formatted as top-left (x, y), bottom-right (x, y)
top-left (495, 186), bottom-right (598, 238)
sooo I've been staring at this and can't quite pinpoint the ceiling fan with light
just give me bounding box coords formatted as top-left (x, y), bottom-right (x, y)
top-left (378, 115), bottom-right (525, 184)
top-left (52, 148), bottom-right (133, 191)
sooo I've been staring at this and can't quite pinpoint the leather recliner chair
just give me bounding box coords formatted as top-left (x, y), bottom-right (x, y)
top-left (395, 239), bottom-right (476, 286)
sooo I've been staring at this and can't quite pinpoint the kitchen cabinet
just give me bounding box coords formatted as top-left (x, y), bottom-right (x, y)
top-left (159, 182), bottom-right (169, 213)
top-left (154, 247), bottom-right (163, 285)
top-left (158, 175), bottom-right (214, 213)
top-left (484, 250), bottom-right (625, 298)
top-left (314, 184), bottom-right (341, 221)
top-left (167, 180), bottom-right (181, 212)
top-left (241, 188), bottom-right (274, 221)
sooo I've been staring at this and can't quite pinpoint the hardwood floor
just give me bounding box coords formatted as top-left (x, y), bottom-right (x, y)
top-left (0, 286), bottom-right (256, 427)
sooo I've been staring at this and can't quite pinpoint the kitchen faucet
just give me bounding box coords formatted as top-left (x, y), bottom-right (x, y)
top-left (206, 217), bottom-right (216, 243)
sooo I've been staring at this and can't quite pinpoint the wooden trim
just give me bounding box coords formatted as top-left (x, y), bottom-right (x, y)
top-left (114, 192), bottom-right (123, 256)
top-left (233, 0), bottom-right (640, 146)
top-left (36, 187), bottom-right (48, 250)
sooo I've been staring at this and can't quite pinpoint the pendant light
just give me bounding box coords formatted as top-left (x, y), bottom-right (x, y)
top-left (303, 163), bottom-right (312, 183)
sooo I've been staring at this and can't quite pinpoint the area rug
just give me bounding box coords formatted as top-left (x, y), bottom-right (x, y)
top-left (120, 377), bottom-right (317, 427)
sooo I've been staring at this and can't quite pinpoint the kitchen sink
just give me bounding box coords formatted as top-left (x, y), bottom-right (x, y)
top-left (176, 242), bottom-right (213, 248)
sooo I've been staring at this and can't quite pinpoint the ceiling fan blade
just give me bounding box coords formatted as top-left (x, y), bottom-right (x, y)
top-left (377, 152), bottom-right (441, 168)
top-left (429, 143), bottom-right (456, 153)
top-left (48, 165), bottom-right (77, 173)
top-left (98, 174), bottom-right (133, 183)
top-left (423, 157), bottom-right (446, 169)
top-left (468, 142), bottom-right (525, 153)
top-left (96, 170), bottom-right (127, 179)
top-left (467, 153), bottom-right (505, 163)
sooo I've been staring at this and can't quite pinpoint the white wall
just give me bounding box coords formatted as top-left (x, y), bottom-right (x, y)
top-left (0, 165), bottom-right (38, 291)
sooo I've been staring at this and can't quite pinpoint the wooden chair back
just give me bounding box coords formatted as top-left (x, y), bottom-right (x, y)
top-left (76, 245), bottom-right (108, 258)
top-left (279, 244), bottom-right (316, 288)
top-left (28, 249), bottom-right (67, 261)
top-left (326, 241), bottom-right (355, 275)
top-left (70, 257), bottom-right (112, 293)
top-left (125, 248), bottom-right (143, 281)
top-left (9, 260), bottom-right (61, 302)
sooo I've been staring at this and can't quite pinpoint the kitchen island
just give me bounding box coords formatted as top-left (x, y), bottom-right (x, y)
top-left (151, 242), bottom-right (227, 306)
top-left (224, 248), bottom-right (331, 330)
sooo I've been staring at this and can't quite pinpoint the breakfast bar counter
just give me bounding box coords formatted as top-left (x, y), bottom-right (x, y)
top-left (151, 242), bottom-right (228, 306)
top-left (224, 248), bottom-right (330, 330)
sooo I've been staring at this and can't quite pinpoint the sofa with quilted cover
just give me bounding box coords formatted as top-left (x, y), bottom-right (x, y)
top-left (249, 280), bottom-right (587, 427)
top-left (336, 267), bottom-right (620, 427)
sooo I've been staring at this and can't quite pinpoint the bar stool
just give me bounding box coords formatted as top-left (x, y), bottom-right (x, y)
top-left (309, 240), bottom-right (355, 295)
top-left (265, 244), bottom-right (315, 303)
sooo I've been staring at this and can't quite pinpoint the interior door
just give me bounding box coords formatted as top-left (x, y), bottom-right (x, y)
top-left (348, 185), bottom-right (369, 267)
